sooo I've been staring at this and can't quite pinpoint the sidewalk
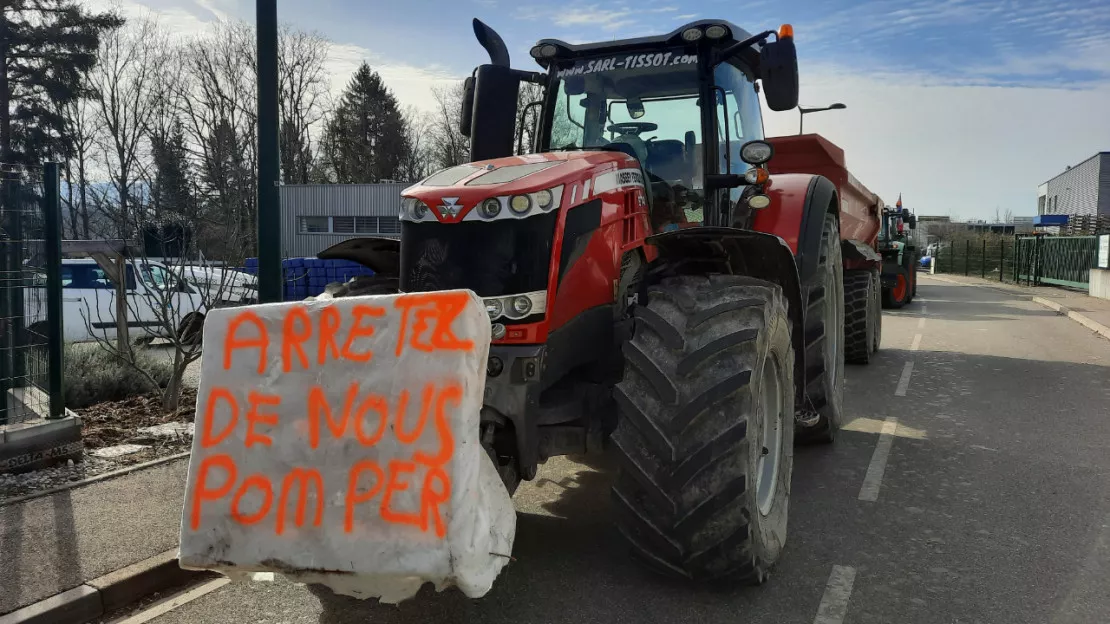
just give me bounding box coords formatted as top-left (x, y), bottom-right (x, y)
top-left (926, 274), bottom-right (1110, 337)
top-left (0, 457), bottom-right (191, 618)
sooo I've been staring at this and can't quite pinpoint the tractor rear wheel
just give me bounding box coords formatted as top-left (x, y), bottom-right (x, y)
top-left (795, 213), bottom-right (845, 444)
top-left (882, 265), bottom-right (910, 309)
top-left (612, 274), bottom-right (794, 584)
top-left (843, 269), bottom-right (873, 365)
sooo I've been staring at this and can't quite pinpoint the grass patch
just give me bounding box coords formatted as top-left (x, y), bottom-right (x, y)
top-left (64, 343), bottom-right (173, 409)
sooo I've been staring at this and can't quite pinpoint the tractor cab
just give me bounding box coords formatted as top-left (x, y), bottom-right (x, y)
top-left (462, 19), bottom-right (799, 230)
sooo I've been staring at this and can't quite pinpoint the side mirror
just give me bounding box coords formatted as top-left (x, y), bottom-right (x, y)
top-left (759, 38), bottom-right (799, 112)
top-left (470, 64), bottom-right (521, 162)
top-left (460, 75), bottom-right (475, 138)
top-left (907, 215), bottom-right (917, 228)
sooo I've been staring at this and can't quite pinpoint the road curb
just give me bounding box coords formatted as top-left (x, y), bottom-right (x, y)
top-left (0, 549), bottom-right (213, 624)
top-left (1032, 297), bottom-right (1110, 342)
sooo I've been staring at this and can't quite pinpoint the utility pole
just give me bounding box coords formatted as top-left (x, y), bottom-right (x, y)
top-left (798, 103), bottom-right (846, 134)
top-left (256, 0), bottom-right (281, 302)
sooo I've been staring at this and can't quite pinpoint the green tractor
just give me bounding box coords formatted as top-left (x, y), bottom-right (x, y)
top-left (878, 199), bottom-right (918, 308)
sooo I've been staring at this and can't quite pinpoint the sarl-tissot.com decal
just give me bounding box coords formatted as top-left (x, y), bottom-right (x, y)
top-left (557, 52), bottom-right (696, 77)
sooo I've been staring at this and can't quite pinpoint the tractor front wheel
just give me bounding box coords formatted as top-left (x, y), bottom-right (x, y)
top-left (612, 274), bottom-right (794, 583)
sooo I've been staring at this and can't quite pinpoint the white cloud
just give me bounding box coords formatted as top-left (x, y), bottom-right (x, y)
top-left (762, 63), bottom-right (1110, 219)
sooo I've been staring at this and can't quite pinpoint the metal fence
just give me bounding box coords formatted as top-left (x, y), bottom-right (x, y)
top-left (934, 234), bottom-right (1100, 289)
top-left (0, 163), bottom-right (64, 424)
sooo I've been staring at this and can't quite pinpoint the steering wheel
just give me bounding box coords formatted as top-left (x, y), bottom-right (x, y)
top-left (607, 122), bottom-right (658, 135)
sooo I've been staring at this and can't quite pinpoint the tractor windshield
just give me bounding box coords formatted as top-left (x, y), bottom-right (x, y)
top-left (544, 48), bottom-right (763, 226)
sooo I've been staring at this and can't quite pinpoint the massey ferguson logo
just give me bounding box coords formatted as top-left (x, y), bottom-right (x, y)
top-left (439, 196), bottom-right (462, 218)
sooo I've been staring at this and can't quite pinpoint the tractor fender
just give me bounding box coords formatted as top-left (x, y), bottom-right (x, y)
top-left (752, 173), bottom-right (839, 289)
top-left (645, 227), bottom-right (806, 405)
top-left (316, 236), bottom-right (400, 276)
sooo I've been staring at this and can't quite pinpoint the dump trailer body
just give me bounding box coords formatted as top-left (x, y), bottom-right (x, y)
top-left (766, 134), bottom-right (882, 256)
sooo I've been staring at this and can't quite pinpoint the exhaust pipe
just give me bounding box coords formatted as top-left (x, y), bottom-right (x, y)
top-left (472, 18), bottom-right (509, 67)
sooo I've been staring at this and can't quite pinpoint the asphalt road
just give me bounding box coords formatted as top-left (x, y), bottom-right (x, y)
top-left (124, 276), bottom-right (1110, 624)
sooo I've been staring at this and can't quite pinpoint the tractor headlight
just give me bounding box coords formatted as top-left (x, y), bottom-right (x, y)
top-left (534, 189), bottom-right (554, 210)
top-left (509, 194), bottom-right (532, 214)
top-left (401, 197), bottom-right (431, 221)
top-left (740, 140), bottom-right (774, 165)
top-left (511, 296), bottom-right (532, 316)
top-left (485, 298), bottom-right (504, 319)
top-left (462, 186), bottom-right (562, 221)
top-left (480, 198), bottom-right (502, 219)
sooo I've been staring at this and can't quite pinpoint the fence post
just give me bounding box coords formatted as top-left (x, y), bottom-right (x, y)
top-left (8, 178), bottom-right (25, 383)
top-left (43, 163), bottom-right (64, 419)
top-left (1033, 234), bottom-right (1042, 286)
top-left (964, 240), bottom-right (970, 276)
top-left (981, 239), bottom-right (986, 278)
top-left (1000, 239), bottom-right (1005, 282)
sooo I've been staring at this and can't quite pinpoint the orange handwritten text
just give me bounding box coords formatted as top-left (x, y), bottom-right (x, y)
top-left (394, 292), bottom-right (475, 356)
top-left (224, 311), bottom-right (268, 374)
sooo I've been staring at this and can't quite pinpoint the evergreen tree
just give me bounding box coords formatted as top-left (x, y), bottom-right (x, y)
top-left (322, 63), bottom-right (410, 183)
top-left (0, 1), bottom-right (121, 168)
top-left (150, 118), bottom-right (194, 222)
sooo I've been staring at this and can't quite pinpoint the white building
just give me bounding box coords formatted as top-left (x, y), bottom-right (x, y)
top-left (1037, 152), bottom-right (1110, 217)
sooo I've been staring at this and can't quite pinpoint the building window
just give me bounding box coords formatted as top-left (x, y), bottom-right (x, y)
top-left (297, 215), bottom-right (402, 235)
top-left (298, 216), bottom-right (330, 233)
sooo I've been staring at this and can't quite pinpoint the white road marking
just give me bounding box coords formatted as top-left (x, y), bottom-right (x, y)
top-left (813, 565), bottom-right (858, 624)
top-left (251, 572), bottom-right (275, 582)
top-left (858, 418), bottom-right (898, 502)
top-left (970, 444), bottom-right (998, 452)
top-left (917, 307), bottom-right (927, 328)
top-left (894, 361), bottom-right (914, 396)
top-left (112, 577), bottom-right (230, 624)
top-left (910, 333), bottom-right (922, 351)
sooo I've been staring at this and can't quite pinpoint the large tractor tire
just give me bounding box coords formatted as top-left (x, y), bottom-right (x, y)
top-left (611, 274), bottom-right (795, 584)
top-left (869, 268), bottom-right (882, 354)
top-left (796, 213), bottom-right (845, 444)
top-left (881, 265), bottom-right (910, 309)
top-left (843, 269), bottom-right (875, 365)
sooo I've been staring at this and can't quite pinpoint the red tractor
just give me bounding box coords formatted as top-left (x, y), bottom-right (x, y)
top-left (317, 18), bottom-right (884, 584)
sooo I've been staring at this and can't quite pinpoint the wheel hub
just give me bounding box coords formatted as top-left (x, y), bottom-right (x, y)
top-left (756, 355), bottom-right (784, 516)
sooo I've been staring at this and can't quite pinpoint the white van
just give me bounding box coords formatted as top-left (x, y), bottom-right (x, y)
top-left (26, 258), bottom-right (208, 345)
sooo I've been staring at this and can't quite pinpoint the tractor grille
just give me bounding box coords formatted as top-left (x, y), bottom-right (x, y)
top-left (399, 213), bottom-right (557, 297)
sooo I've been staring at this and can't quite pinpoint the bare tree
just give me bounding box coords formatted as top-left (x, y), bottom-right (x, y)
top-left (425, 82), bottom-right (470, 168)
top-left (175, 20), bottom-right (258, 259)
top-left (59, 89), bottom-right (97, 238)
top-left (87, 15), bottom-right (167, 239)
top-left (278, 25), bottom-right (330, 184)
top-left (397, 105), bottom-right (430, 182)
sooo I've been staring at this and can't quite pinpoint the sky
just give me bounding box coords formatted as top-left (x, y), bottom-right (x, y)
top-left (86, 0), bottom-right (1110, 221)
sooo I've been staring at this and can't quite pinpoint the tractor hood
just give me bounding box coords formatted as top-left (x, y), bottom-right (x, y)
top-left (401, 150), bottom-right (638, 223)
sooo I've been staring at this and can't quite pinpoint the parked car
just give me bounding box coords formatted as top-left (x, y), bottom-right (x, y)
top-left (25, 258), bottom-right (208, 345)
top-left (174, 265), bottom-right (258, 307)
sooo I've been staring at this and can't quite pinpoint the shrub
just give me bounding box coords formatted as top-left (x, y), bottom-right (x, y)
top-left (64, 344), bottom-right (174, 409)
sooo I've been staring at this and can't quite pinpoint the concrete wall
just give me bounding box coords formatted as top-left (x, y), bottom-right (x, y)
top-left (1090, 269), bottom-right (1110, 300)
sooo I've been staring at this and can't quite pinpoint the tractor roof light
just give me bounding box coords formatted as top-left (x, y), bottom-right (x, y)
top-left (681, 27), bottom-right (704, 42)
top-left (705, 24), bottom-right (730, 40)
top-left (530, 43), bottom-right (561, 60)
top-left (778, 23), bottom-right (794, 40)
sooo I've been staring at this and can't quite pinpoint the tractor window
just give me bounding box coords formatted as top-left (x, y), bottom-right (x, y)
top-left (546, 49), bottom-right (707, 228)
top-left (712, 61), bottom-right (765, 177)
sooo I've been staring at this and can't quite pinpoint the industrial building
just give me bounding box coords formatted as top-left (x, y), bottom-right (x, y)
top-left (279, 183), bottom-right (406, 258)
top-left (1037, 152), bottom-right (1110, 217)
